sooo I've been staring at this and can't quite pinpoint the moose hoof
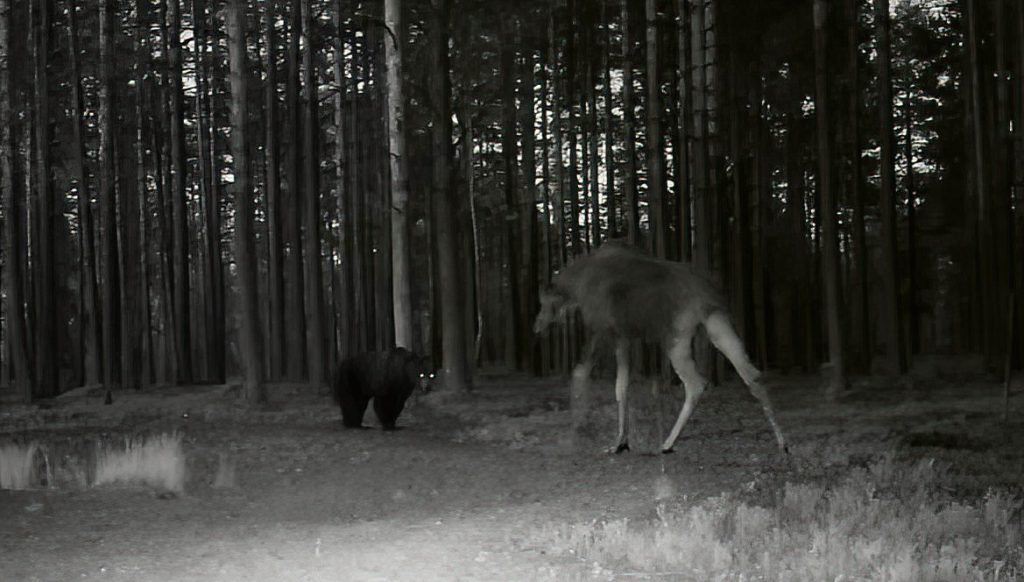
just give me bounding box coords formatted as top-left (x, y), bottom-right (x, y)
top-left (604, 442), bottom-right (630, 454)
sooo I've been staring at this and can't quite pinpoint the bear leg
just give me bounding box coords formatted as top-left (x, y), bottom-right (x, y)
top-left (340, 392), bottom-right (371, 428)
top-left (373, 395), bottom-right (405, 430)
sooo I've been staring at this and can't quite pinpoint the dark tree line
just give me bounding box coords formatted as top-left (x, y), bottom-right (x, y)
top-left (0, 0), bottom-right (1021, 404)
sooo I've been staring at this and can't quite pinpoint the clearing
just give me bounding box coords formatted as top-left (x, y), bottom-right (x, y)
top-left (2, 368), bottom-right (1022, 581)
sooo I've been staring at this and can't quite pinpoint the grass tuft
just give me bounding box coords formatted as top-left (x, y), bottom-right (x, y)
top-left (542, 453), bottom-right (1024, 580)
top-left (0, 441), bottom-right (41, 490)
top-left (93, 432), bottom-right (186, 493)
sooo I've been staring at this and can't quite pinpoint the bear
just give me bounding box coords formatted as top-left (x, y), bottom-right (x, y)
top-left (331, 347), bottom-right (433, 430)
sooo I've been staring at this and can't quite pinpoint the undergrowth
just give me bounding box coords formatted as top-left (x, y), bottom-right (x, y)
top-left (93, 432), bottom-right (186, 493)
top-left (542, 451), bottom-right (1024, 581)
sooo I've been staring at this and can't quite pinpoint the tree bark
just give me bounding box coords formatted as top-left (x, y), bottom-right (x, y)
top-left (99, 0), bottom-right (122, 393)
top-left (603, 1), bottom-right (616, 241)
top-left (645, 0), bottom-right (666, 257)
top-left (284, 0), bottom-right (307, 378)
top-left (384, 0), bottom-right (414, 350)
top-left (69, 0), bottom-right (101, 388)
top-left (32, 0), bottom-right (55, 397)
top-left (500, 17), bottom-right (525, 369)
top-left (332, 0), bottom-right (354, 359)
top-left (122, 0), bottom-right (146, 390)
top-left (197, 0), bottom-right (225, 383)
top-left (301, 0), bottom-right (326, 383)
top-left (814, 0), bottom-right (847, 397)
top-left (690, 0), bottom-right (711, 271)
top-left (875, 0), bottom-right (906, 374)
top-left (621, 0), bottom-right (639, 246)
top-left (523, 42), bottom-right (541, 373)
top-left (847, 0), bottom-right (869, 371)
top-left (227, 0), bottom-right (266, 403)
top-left (265, 0), bottom-right (285, 378)
top-left (167, 0), bottom-right (192, 384)
top-left (430, 0), bottom-right (471, 390)
top-left (1, 0), bottom-right (32, 400)
top-left (677, 0), bottom-right (692, 261)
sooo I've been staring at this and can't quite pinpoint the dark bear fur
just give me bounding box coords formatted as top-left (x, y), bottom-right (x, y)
top-left (331, 347), bottom-right (431, 430)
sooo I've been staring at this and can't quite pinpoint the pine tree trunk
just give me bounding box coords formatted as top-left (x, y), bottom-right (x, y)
top-left (814, 0), bottom-right (847, 397)
top-left (167, 0), bottom-right (192, 384)
top-left (621, 0), bottom-right (639, 246)
top-left (265, 0), bottom-right (285, 377)
top-left (332, 0), bottom-right (353, 359)
top-left (991, 0), bottom-right (1013, 367)
top-left (284, 0), bottom-right (307, 378)
top-left (875, 0), bottom-right (906, 374)
top-left (905, 106), bottom-right (918, 356)
top-left (689, 0), bottom-right (711, 271)
top-left (602, 2), bottom-right (616, 241)
top-left (566, 0), bottom-right (581, 257)
top-left (301, 0), bottom-right (326, 383)
top-left (585, 20), bottom-right (601, 248)
top-left (227, 0), bottom-right (266, 403)
top-left (99, 0), bottom-right (121, 391)
top-left (1, 0), bottom-right (33, 400)
top-left (384, 0), bottom-right (414, 350)
top-left (69, 0), bottom-right (101, 388)
top-left (500, 17), bottom-right (525, 369)
top-left (847, 0), bottom-right (869, 371)
top-left (121, 0), bottom-right (146, 390)
top-left (430, 0), bottom-right (471, 390)
top-left (677, 0), bottom-right (692, 262)
top-left (645, 0), bottom-right (665, 257)
top-left (522, 44), bottom-right (541, 373)
top-left (197, 0), bottom-right (225, 383)
top-left (32, 0), bottom-right (55, 397)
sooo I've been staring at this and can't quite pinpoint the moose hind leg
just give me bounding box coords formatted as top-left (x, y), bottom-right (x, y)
top-left (661, 330), bottom-right (706, 453)
top-left (704, 311), bottom-right (788, 453)
top-left (608, 338), bottom-right (631, 454)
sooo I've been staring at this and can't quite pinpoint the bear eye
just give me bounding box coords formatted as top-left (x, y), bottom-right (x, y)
top-left (419, 373), bottom-right (425, 378)
top-left (429, 373), bottom-right (435, 379)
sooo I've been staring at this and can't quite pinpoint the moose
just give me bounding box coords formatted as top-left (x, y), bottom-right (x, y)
top-left (533, 244), bottom-right (788, 455)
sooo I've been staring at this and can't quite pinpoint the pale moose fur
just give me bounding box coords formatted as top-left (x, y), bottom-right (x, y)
top-left (533, 244), bottom-right (788, 454)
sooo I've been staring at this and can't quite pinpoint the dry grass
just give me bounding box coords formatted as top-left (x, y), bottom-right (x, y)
top-left (0, 441), bottom-right (41, 490)
top-left (93, 432), bottom-right (186, 493)
top-left (542, 452), bottom-right (1024, 581)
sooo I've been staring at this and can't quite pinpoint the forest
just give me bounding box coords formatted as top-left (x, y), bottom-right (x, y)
top-left (0, 0), bottom-right (1022, 403)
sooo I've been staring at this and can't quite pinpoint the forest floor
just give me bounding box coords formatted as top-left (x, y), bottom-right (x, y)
top-left (1, 361), bottom-right (1023, 581)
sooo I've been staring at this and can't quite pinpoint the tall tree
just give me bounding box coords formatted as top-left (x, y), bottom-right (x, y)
top-left (500, 16), bottom-right (525, 368)
top-left (301, 0), bottom-right (326, 383)
top-left (875, 0), bottom-right (906, 374)
top-left (676, 0), bottom-right (692, 261)
top-left (847, 0), bottom-right (869, 370)
top-left (122, 0), bottom-right (146, 390)
top-left (264, 0), bottom-right (284, 379)
top-left (689, 0), bottom-right (711, 271)
top-left (167, 0), bottom-right (192, 383)
top-left (284, 0), bottom-right (307, 378)
top-left (813, 0), bottom-right (846, 397)
top-left (69, 0), bottom-right (100, 387)
top-left (99, 0), bottom-right (121, 391)
top-left (430, 0), bottom-right (471, 391)
top-left (645, 0), bottom-right (665, 256)
top-left (33, 0), bottom-right (56, 397)
top-left (196, 0), bottom-right (225, 383)
top-left (385, 0), bottom-right (414, 350)
top-left (227, 0), bottom-right (265, 403)
top-left (621, 0), bottom-right (639, 245)
top-left (1, 0), bottom-right (32, 400)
